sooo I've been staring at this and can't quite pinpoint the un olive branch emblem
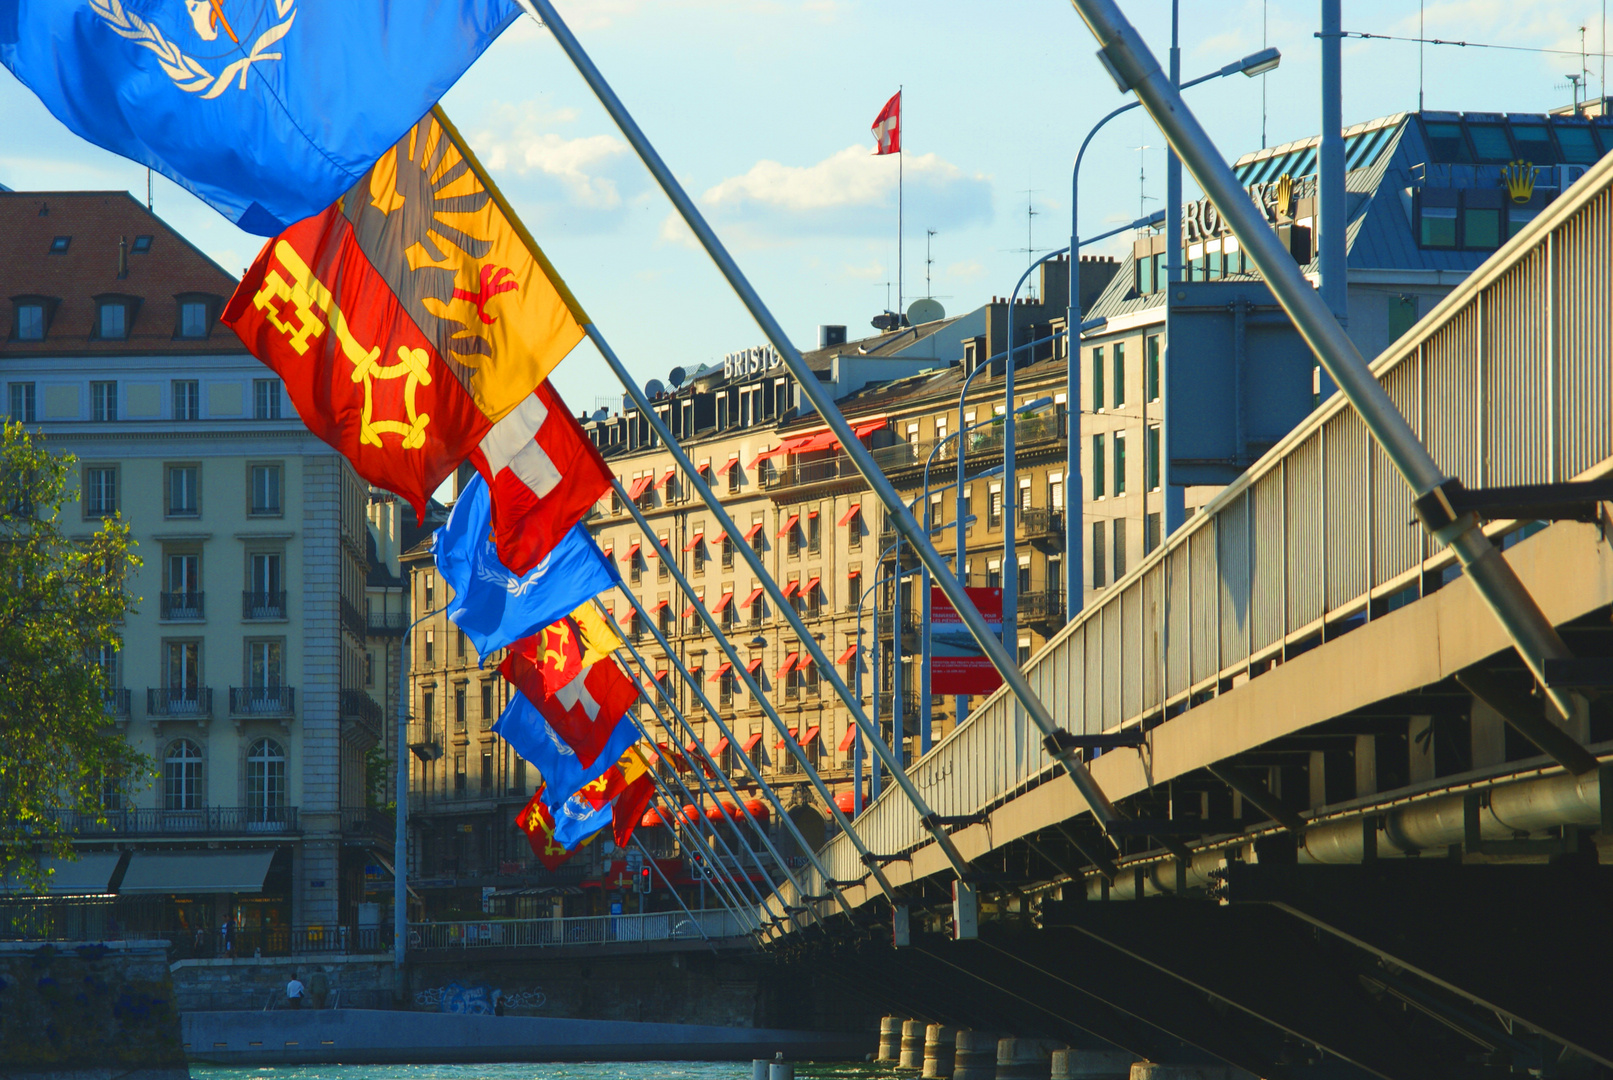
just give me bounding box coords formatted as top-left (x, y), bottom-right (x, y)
top-left (91, 0), bottom-right (296, 100)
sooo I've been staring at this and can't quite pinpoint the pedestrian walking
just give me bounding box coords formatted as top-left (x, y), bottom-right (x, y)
top-left (286, 973), bottom-right (306, 1010)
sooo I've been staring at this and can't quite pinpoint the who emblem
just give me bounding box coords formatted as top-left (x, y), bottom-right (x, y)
top-left (91, 0), bottom-right (296, 100)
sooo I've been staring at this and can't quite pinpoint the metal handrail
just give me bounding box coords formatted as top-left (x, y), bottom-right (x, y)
top-left (407, 910), bottom-right (752, 950)
top-left (47, 805), bottom-right (299, 836)
top-left (777, 131), bottom-right (1613, 913)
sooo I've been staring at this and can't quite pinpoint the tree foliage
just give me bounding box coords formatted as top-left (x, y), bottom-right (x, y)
top-left (0, 421), bottom-right (148, 890)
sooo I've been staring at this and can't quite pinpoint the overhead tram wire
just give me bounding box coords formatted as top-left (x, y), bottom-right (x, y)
top-left (1338, 29), bottom-right (1613, 61)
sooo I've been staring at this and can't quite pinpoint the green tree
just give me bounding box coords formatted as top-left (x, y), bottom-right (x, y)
top-left (0, 421), bottom-right (148, 890)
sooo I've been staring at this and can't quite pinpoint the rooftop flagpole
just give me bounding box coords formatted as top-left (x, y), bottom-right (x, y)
top-left (521, 0), bottom-right (1124, 845)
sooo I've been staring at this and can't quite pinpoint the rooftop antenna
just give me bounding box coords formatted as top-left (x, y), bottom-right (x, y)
top-left (1133, 144), bottom-right (1157, 221)
top-left (1024, 189), bottom-right (1040, 299)
top-left (1418, 0), bottom-right (1424, 111)
top-left (146, 167), bottom-right (152, 211)
top-left (1261, 0), bottom-right (1269, 147)
top-left (924, 228), bottom-right (936, 299)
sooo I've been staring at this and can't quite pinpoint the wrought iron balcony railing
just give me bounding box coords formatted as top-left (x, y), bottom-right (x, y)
top-left (367, 611), bottom-right (407, 634)
top-left (49, 805), bottom-right (299, 837)
top-left (159, 592), bottom-right (204, 620)
top-left (147, 687), bottom-right (212, 717)
top-left (243, 590), bottom-right (287, 620)
top-left (102, 688), bottom-right (130, 717)
top-left (229, 686), bottom-right (296, 717)
top-left (339, 596), bottom-right (366, 638)
top-left (340, 688), bottom-right (384, 731)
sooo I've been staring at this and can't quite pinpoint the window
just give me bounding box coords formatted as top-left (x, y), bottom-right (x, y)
top-left (1092, 521), bottom-right (1107, 588)
top-left (750, 515), bottom-right (765, 556)
top-left (1463, 202), bottom-right (1501, 249)
top-left (9, 382), bottom-right (36, 422)
top-left (988, 483), bottom-right (1003, 528)
top-left (131, 235), bottom-right (152, 254)
top-left (1091, 435), bottom-right (1105, 499)
top-left (480, 751), bottom-right (493, 791)
top-left (365, 651), bottom-right (375, 686)
top-left (424, 575), bottom-right (435, 610)
top-left (1018, 636), bottom-right (1032, 666)
top-left (246, 739), bottom-right (286, 819)
top-left (49, 235), bottom-right (70, 254)
top-left (1049, 473), bottom-right (1064, 513)
top-left (1112, 517), bottom-right (1127, 580)
top-left (172, 380), bottom-right (199, 420)
top-left (167, 552), bottom-right (200, 607)
top-left (1145, 512), bottom-right (1162, 554)
top-left (1113, 432), bottom-right (1127, 495)
top-left (807, 511), bottom-right (821, 554)
top-left (1112, 341), bottom-right (1126, 409)
top-left (253, 379), bottom-right (283, 420)
top-left (248, 641), bottom-right (283, 689)
top-left (92, 381), bottom-right (117, 421)
top-left (84, 466), bottom-right (118, 516)
top-left (1017, 555), bottom-right (1031, 594)
top-left (163, 740), bottom-right (203, 810)
top-left (167, 465), bottom-right (199, 516)
top-left (424, 629), bottom-right (435, 664)
top-left (456, 628), bottom-right (467, 659)
top-left (15, 303), bottom-right (43, 341)
top-left (1019, 477), bottom-right (1032, 512)
top-left (1145, 336), bottom-right (1161, 401)
top-left (1091, 346), bottom-right (1104, 410)
top-left (728, 461), bottom-right (741, 494)
top-left (1419, 194), bottom-right (1458, 248)
top-left (1145, 425), bottom-right (1160, 490)
top-left (178, 302), bottom-right (209, 339)
top-left (421, 690), bottom-right (435, 736)
top-left (97, 303), bottom-right (128, 340)
top-left (693, 534), bottom-right (707, 573)
top-left (455, 686), bottom-right (467, 728)
top-left (250, 464), bottom-right (282, 514)
top-left (721, 533), bottom-right (734, 569)
top-left (657, 534), bottom-right (671, 579)
top-left (454, 753), bottom-right (467, 795)
top-left (987, 559), bottom-right (1002, 589)
top-left (249, 552), bottom-right (283, 616)
top-left (481, 682), bottom-right (495, 725)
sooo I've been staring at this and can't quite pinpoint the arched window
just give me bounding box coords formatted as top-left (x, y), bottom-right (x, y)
top-left (246, 739), bottom-right (286, 821)
top-left (163, 739), bottom-right (203, 809)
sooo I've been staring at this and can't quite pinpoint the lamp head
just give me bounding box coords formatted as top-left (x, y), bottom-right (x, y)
top-left (1238, 47), bottom-right (1281, 77)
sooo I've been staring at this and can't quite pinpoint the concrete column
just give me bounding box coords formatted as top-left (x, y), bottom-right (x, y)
top-left (901, 1019), bottom-right (927, 1069)
top-left (877, 1015), bottom-right (904, 1062)
top-left (1354, 734), bottom-right (1377, 798)
top-left (1129, 1066), bottom-right (1246, 1080)
top-left (1307, 750), bottom-right (1327, 810)
top-left (1409, 715), bottom-right (1435, 785)
top-left (1470, 700), bottom-right (1506, 769)
top-left (955, 1029), bottom-right (1000, 1080)
top-left (1052, 1049), bottom-right (1135, 1080)
top-left (996, 1036), bottom-right (1063, 1079)
top-left (922, 1023), bottom-right (957, 1078)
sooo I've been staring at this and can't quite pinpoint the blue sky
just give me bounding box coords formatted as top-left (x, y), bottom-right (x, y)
top-left (2, 0), bottom-right (1606, 414)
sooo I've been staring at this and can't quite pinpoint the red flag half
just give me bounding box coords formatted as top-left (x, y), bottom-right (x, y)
top-left (501, 654), bottom-right (639, 769)
top-left (872, 91), bottom-right (901, 155)
top-left (469, 379), bottom-right (614, 575)
top-left (612, 774), bottom-right (657, 848)
top-left (502, 621), bottom-right (586, 704)
top-left (223, 207), bottom-right (491, 519)
top-left (516, 784), bottom-right (577, 871)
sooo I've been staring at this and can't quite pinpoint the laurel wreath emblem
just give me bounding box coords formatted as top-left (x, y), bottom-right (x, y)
top-left (90, 0), bottom-right (296, 100)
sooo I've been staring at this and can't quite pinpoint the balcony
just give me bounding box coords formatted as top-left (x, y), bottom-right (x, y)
top-left (49, 805), bottom-right (299, 837)
top-left (341, 807), bottom-right (395, 847)
top-left (341, 687), bottom-right (385, 736)
top-left (147, 687), bottom-right (212, 718)
top-left (159, 592), bottom-right (204, 621)
top-left (1019, 507), bottom-right (1065, 543)
top-left (339, 596), bottom-right (365, 638)
top-left (243, 590), bottom-right (287, 620)
top-left (229, 685), bottom-right (296, 718)
top-left (368, 611), bottom-right (407, 635)
top-left (102, 688), bottom-right (130, 718)
top-left (1018, 590), bottom-right (1066, 628)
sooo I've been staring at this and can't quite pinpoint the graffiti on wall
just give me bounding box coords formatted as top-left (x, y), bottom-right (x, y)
top-left (414, 982), bottom-right (547, 1014)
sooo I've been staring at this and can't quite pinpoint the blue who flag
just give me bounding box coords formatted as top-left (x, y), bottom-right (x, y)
top-left (549, 788), bottom-right (613, 850)
top-left (493, 691), bottom-right (639, 814)
top-left (0, 0), bottom-right (520, 234)
top-left (435, 472), bottom-right (619, 656)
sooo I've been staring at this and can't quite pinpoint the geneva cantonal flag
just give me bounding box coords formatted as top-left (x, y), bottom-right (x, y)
top-left (0, 0), bottom-right (521, 234)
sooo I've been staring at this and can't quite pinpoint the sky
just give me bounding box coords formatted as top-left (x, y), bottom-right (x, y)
top-left (2, 0), bottom-right (1608, 415)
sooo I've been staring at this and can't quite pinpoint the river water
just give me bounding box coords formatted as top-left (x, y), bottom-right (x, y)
top-left (196, 1063), bottom-right (905, 1080)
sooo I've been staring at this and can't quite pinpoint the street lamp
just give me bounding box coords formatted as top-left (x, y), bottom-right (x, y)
top-left (1063, 44), bottom-right (1282, 619)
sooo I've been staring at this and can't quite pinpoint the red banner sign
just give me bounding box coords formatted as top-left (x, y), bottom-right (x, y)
top-left (929, 587), bottom-right (1005, 695)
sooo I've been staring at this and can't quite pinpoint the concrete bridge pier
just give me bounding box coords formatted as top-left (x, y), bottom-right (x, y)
top-left (996, 1036), bottom-right (1064, 1078)
top-left (1129, 1066), bottom-right (1249, 1080)
top-left (877, 1015), bottom-right (905, 1061)
top-left (921, 1023), bottom-right (957, 1077)
top-left (954, 1030), bottom-right (1001, 1079)
top-left (1051, 1049), bottom-right (1136, 1079)
top-left (900, 1019), bottom-right (927, 1068)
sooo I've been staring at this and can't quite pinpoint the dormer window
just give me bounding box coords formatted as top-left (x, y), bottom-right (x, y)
top-left (99, 301), bottom-right (127, 339)
top-left (10, 296), bottom-right (59, 341)
top-left (131, 235), bottom-right (152, 254)
top-left (49, 236), bottom-right (70, 254)
top-left (180, 301), bottom-right (208, 338)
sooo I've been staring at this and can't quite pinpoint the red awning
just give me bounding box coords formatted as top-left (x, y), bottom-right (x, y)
top-left (803, 576), bottom-right (821, 595)
top-left (657, 466), bottom-right (677, 489)
top-left (740, 732), bottom-right (764, 753)
top-left (682, 532), bottom-right (704, 551)
top-left (836, 643), bottom-right (858, 664)
top-left (724, 453), bottom-right (740, 471)
top-left (744, 657), bottom-right (765, 675)
top-left (747, 446), bottom-right (780, 468)
top-left (775, 726), bottom-right (799, 749)
top-left (776, 652), bottom-right (800, 679)
top-left (837, 503), bottom-right (861, 527)
top-left (742, 586), bottom-right (765, 607)
top-left (779, 580), bottom-right (800, 599)
top-left (641, 806), bottom-right (666, 828)
top-left (644, 543), bottom-right (659, 560)
top-left (680, 600), bottom-right (699, 618)
top-left (713, 735), bottom-right (730, 756)
top-left (708, 661), bottom-right (732, 684)
top-left (741, 798), bottom-right (770, 822)
top-left (602, 542), bottom-right (614, 557)
top-left (838, 725), bottom-right (858, 752)
top-left (649, 599), bottom-right (669, 613)
top-left (696, 460), bottom-right (713, 475)
top-left (620, 541), bottom-right (641, 562)
top-left (801, 725), bottom-right (821, 746)
top-left (834, 790), bottom-right (857, 815)
top-left (796, 656), bottom-right (815, 674)
top-left (706, 802), bottom-right (738, 822)
top-left (626, 476), bottom-right (654, 500)
top-left (791, 431), bottom-right (838, 454)
top-left (776, 514), bottom-right (799, 538)
top-left (710, 590), bottom-right (735, 613)
top-left (741, 521), bottom-right (765, 541)
top-left (854, 418), bottom-right (888, 438)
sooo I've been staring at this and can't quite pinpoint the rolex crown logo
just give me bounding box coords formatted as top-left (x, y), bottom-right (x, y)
top-left (1503, 159), bottom-right (1537, 205)
top-left (1274, 173), bottom-right (1294, 219)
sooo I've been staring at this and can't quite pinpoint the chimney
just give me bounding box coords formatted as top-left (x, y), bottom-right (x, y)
top-left (1039, 254), bottom-right (1069, 312)
top-left (818, 324), bottom-right (847, 349)
top-left (117, 236), bottom-right (128, 279)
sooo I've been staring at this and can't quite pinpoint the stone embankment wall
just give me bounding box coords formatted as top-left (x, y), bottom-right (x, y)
top-left (0, 941), bottom-right (187, 1080)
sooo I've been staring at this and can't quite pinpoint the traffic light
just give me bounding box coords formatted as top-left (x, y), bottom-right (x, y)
top-left (637, 865), bottom-right (652, 894)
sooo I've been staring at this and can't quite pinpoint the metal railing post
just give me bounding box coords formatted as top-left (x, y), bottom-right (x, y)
top-left (1063, 0), bottom-right (1579, 724)
top-left (613, 486), bottom-right (898, 903)
top-left (611, 586), bottom-right (853, 919)
top-left (603, 595), bottom-right (827, 930)
top-left (522, 0), bottom-right (1121, 839)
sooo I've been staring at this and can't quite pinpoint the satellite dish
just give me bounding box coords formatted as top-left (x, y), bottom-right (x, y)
top-left (645, 378), bottom-right (666, 399)
top-left (668, 365), bottom-right (688, 388)
top-left (907, 297), bottom-right (946, 325)
top-left (591, 408), bottom-right (609, 423)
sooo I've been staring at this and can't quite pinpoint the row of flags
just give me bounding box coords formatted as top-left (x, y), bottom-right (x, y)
top-left (1, 1), bottom-right (680, 872)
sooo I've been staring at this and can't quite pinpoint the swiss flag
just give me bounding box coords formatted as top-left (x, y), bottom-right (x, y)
top-left (468, 379), bottom-right (613, 576)
top-left (872, 91), bottom-right (901, 155)
top-left (513, 655), bottom-right (639, 769)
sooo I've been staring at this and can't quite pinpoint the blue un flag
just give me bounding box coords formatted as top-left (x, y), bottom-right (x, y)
top-left (494, 692), bottom-right (639, 815)
top-left (435, 472), bottom-right (619, 656)
top-left (0, 0), bottom-right (520, 233)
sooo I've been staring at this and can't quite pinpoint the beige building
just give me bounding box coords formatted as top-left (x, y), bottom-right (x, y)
top-left (0, 191), bottom-right (388, 949)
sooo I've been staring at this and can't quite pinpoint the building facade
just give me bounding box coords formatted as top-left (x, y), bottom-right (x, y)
top-left (0, 191), bottom-right (388, 949)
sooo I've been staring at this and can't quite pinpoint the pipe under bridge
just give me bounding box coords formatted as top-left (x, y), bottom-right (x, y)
top-left (762, 124), bottom-right (1613, 1078)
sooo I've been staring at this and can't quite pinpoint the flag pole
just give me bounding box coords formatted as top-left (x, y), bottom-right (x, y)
top-left (520, 0), bottom-right (1124, 846)
top-left (897, 84), bottom-right (903, 319)
top-left (599, 595), bottom-right (829, 932)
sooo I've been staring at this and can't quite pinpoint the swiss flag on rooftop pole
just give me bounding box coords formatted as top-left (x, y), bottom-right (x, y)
top-left (872, 91), bottom-right (901, 155)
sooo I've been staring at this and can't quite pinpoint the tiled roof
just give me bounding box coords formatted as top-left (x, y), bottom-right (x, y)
top-left (0, 190), bottom-right (246, 357)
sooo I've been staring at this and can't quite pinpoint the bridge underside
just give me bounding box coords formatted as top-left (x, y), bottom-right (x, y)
top-left (770, 518), bottom-right (1613, 1077)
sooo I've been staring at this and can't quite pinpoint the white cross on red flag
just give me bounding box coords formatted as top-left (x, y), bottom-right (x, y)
top-left (872, 90), bottom-right (901, 155)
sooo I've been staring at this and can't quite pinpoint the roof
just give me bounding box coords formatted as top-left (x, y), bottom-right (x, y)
top-left (0, 190), bottom-right (246, 357)
top-left (797, 314), bottom-right (967, 374)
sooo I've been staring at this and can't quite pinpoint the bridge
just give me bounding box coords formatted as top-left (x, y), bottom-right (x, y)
top-left (739, 94), bottom-right (1613, 1080)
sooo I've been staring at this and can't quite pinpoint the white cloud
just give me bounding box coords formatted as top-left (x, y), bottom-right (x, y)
top-left (840, 259), bottom-right (885, 280)
top-left (657, 211), bottom-right (701, 250)
top-left (697, 144), bottom-right (992, 236)
top-left (946, 259), bottom-right (985, 281)
top-left (465, 102), bottom-right (639, 234)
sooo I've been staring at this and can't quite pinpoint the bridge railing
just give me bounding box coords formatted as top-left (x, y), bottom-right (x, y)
top-left (787, 149), bottom-right (1613, 907)
top-left (407, 909), bottom-right (752, 950)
